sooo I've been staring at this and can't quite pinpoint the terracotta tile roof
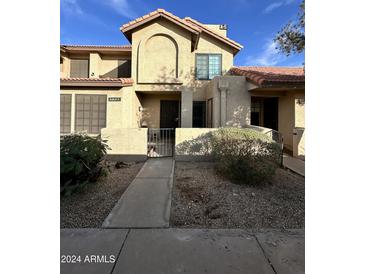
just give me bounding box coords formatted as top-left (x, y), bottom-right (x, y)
top-left (60, 45), bottom-right (132, 54)
top-left (120, 9), bottom-right (242, 53)
top-left (60, 77), bottom-right (133, 87)
top-left (121, 9), bottom-right (201, 34)
top-left (229, 66), bottom-right (305, 87)
top-left (61, 45), bottom-right (131, 49)
top-left (183, 17), bottom-right (243, 51)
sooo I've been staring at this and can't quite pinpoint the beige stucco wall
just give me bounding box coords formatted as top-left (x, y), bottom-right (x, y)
top-left (60, 86), bottom-right (139, 132)
top-left (278, 90), bottom-right (305, 151)
top-left (295, 97), bottom-right (305, 127)
top-left (204, 24), bottom-right (227, 37)
top-left (205, 76), bottom-right (251, 128)
top-left (100, 57), bottom-right (119, 78)
top-left (60, 52), bottom-right (131, 79)
top-left (131, 18), bottom-right (234, 98)
top-left (293, 128), bottom-right (305, 159)
top-left (101, 127), bottom-right (147, 156)
top-left (137, 93), bottom-right (180, 128)
top-left (175, 126), bottom-right (279, 161)
top-left (89, 53), bottom-right (101, 78)
top-left (175, 128), bottom-right (217, 160)
top-left (60, 54), bottom-right (70, 78)
top-left (132, 19), bottom-right (191, 89)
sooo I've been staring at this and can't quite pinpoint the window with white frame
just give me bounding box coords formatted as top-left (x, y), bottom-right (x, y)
top-left (196, 54), bottom-right (222, 80)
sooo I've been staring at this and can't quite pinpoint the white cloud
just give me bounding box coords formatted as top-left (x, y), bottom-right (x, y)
top-left (61, 0), bottom-right (108, 28)
top-left (61, 0), bottom-right (83, 15)
top-left (262, 0), bottom-right (297, 14)
top-left (104, 0), bottom-right (138, 19)
top-left (244, 40), bottom-right (284, 66)
top-left (263, 2), bottom-right (283, 14)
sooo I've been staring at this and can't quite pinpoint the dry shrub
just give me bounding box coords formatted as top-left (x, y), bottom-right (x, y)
top-left (211, 128), bottom-right (281, 185)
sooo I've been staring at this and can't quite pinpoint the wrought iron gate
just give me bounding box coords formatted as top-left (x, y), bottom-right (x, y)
top-left (147, 128), bottom-right (175, 158)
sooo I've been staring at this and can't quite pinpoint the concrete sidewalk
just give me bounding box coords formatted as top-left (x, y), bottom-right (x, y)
top-left (102, 158), bottom-right (174, 228)
top-left (283, 154), bottom-right (305, 176)
top-left (61, 228), bottom-right (304, 274)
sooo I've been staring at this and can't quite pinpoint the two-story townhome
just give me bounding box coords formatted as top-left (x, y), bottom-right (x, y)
top-left (60, 9), bottom-right (305, 161)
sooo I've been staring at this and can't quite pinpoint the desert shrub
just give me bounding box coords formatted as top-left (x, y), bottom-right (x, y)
top-left (60, 134), bottom-right (109, 196)
top-left (211, 128), bottom-right (281, 185)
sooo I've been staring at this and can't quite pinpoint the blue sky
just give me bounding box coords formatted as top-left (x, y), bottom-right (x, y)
top-left (61, 0), bottom-right (304, 67)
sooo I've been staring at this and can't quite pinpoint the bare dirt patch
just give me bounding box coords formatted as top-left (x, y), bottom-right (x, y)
top-left (170, 162), bottom-right (304, 229)
top-left (61, 161), bottom-right (144, 228)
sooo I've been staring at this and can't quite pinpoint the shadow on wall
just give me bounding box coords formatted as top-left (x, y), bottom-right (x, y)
top-left (146, 66), bottom-right (208, 92)
top-left (225, 105), bottom-right (250, 127)
top-left (100, 60), bottom-right (131, 78)
top-left (175, 126), bottom-right (283, 161)
top-left (175, 131), bottom-right (215, 157)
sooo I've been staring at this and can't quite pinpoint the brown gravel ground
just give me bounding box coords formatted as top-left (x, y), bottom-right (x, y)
top-left (170, 162), bottom-right (304, 230)
top-left (61, 161), bottom-right (143, 228)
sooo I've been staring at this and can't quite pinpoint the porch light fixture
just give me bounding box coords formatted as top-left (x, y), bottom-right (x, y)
top-left (141, 121), bottom-right (148, 128)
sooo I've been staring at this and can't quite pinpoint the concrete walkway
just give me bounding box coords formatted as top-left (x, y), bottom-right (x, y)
top-left (61, 228), bottom-right (304, 274)
top-left (102, 158), bottom-right (174, 228)
top-left (283, 154), bottom-right (305, 176)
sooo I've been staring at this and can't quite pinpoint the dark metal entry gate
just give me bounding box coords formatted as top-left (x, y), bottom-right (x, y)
top-left (147, 128), bottom-right (175, 158)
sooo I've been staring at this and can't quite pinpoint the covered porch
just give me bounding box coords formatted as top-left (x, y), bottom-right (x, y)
top-left (135, 89), bottom-right (194, 129)
top-left (229, 66), bottom-right (305, 159)
top-left (250, 88), bottom-right (305, 157)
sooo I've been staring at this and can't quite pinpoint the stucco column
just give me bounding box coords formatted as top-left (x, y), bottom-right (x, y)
top-left (89, 53), bottom-right (101, 78)
top-left (180, 88), bottom-right (193, 128)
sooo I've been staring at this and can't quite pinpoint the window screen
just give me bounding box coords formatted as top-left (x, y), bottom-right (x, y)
top-left (196, 55), bottom-right (209, 80)
top-left (75, 95), bottom-right (106, 134)
top-left (60, 94), bottom-right (72, 134)
top-left (70, 59), bottom-right (89, 78)
top-left (118, 59), bottom-right (131, 77)
top-left (250, 98), bottom-right (262, 126)
top-left (196, 54), bottom-right (222, 80)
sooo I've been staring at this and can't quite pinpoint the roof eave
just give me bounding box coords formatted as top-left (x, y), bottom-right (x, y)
top-left (120, 13), bottom-right (200, 40)
top-left (60, 79), bottom-right (133, 87)
top-left (61, 46), bottom-right (132, 54)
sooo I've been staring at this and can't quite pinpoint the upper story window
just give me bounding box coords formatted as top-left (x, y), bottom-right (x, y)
top-left (70, 59), bottom-right (89, 78)
top-left (102, 59), bottom-right (131, 78)
top-left (118, 59), bottom-right (131, 77)
top-left (195, 54), bottom-right (222, 80)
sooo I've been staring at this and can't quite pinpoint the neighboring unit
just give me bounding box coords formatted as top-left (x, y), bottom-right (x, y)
top-left (60, 9), bottom-right (305, 161)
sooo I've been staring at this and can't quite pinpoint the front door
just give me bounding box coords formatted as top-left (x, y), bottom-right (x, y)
top-left (160, 100), bottom-right (180, 128)
top-left (263, 97), bottom-right (278, 131)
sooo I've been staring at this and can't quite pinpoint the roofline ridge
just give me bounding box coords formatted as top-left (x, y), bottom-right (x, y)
top-left (61, 44), bottom-right (131, 48)
top-left (236, 65), bottom-right (304, 69)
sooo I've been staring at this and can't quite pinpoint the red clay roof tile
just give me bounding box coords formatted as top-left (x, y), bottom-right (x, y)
top-left (120, 9), bottom-right (242, 53)
top-left (60, 77), bottom-right (133, 87)
top-left (229, 66), bottom-right (304, 87)
top-left (61, 45), bottom-right (131, 49)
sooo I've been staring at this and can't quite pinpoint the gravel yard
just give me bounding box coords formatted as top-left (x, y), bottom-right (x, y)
top-left (171, 162), bottom-right (304, 229)
top-left (61, 161), bottom-right (143, 228)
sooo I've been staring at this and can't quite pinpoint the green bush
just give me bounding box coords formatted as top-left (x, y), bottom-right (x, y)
top-left (211, 128), bottom-right (281, 185)
top-left (60, 134), bottom-right (109, 196)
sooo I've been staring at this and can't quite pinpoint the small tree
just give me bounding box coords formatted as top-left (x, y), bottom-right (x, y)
top-left (274, 0), bottom-right (305, 56)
